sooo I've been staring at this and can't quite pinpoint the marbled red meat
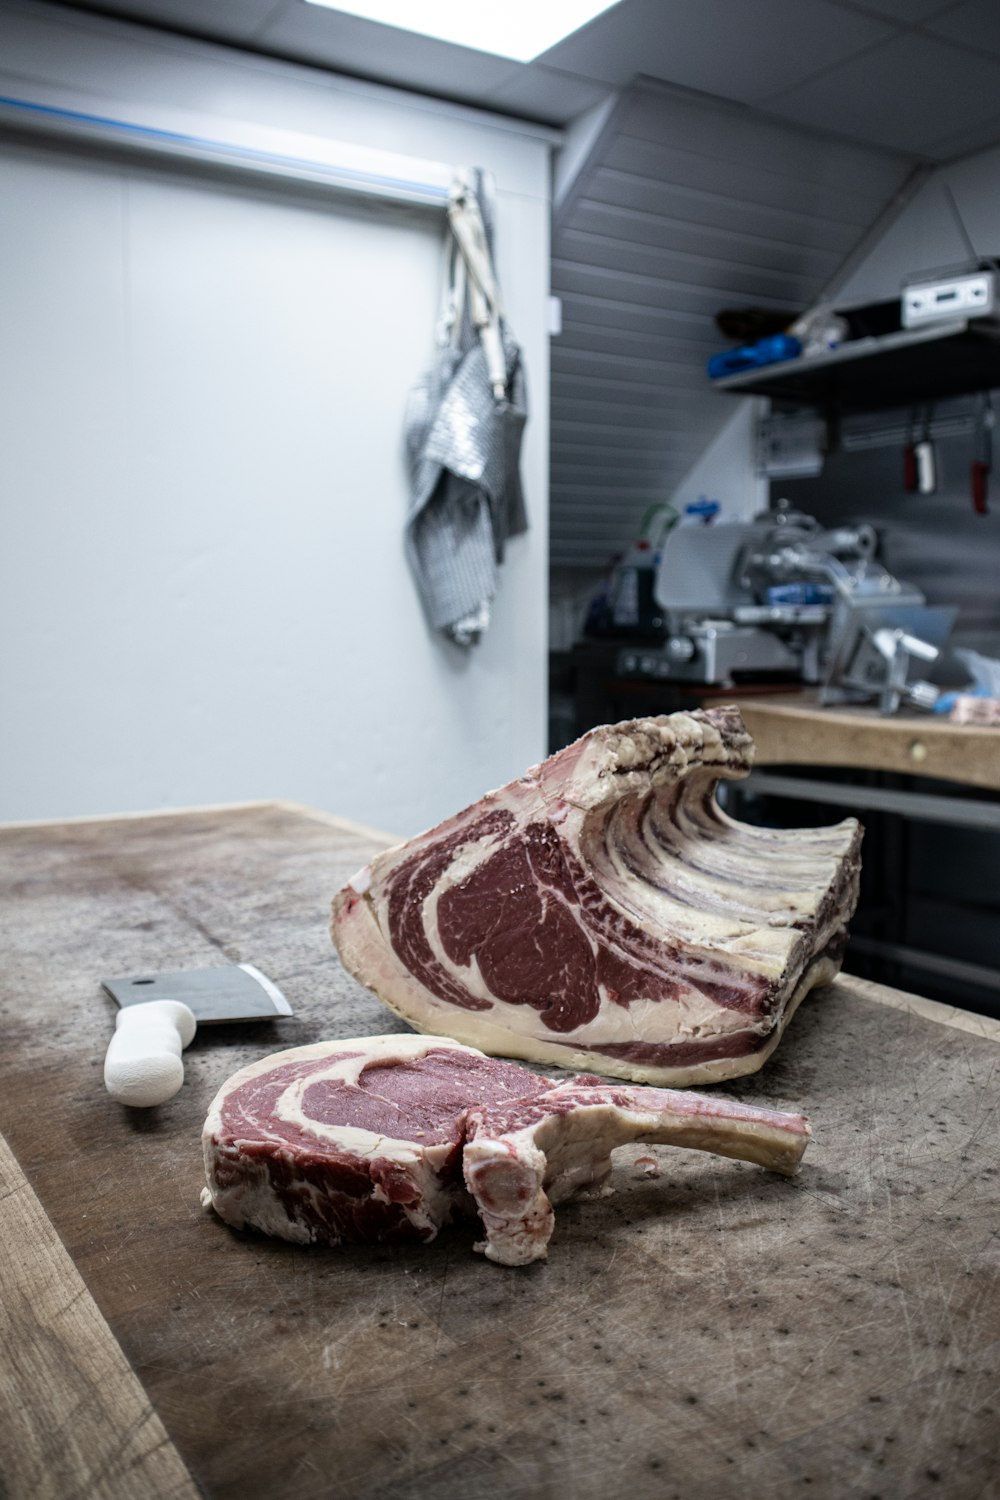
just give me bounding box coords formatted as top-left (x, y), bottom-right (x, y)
top-left (331, 708), bottom-right (862, 1086)
top-left (202, 1034), bottom-right (811, 1265)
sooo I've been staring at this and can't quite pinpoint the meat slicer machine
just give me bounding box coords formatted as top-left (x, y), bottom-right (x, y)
top-left (621, 505), bottom-right (954, 714)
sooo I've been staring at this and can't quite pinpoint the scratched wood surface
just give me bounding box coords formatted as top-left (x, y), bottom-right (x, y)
top-left (2, 801), bottom-right (999, 1500)
top-left (0, 1133), bottom-right (200, 1500)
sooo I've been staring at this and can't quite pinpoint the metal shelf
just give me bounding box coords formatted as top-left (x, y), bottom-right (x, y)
top-left (711, 318), bottom-right (1000, 412)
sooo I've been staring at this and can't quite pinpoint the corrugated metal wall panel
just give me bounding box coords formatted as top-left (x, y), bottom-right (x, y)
top-left (550, 79), bottom-right (916, 569)
top-left (558, 232), bottom-right (823, 304)
top-left (586, 166), bottom-right (876, 248)
top-left (569, 200), bottom-right (844, 279)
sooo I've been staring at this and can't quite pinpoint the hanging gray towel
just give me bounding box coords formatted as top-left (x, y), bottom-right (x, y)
top-left (404, 170), bottom-right (528, 647)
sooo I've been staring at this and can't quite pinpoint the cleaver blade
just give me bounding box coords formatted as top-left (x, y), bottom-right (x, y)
top-left (101, 963), bottom-right (294, 1022)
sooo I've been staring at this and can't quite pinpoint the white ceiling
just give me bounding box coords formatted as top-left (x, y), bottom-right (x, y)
top-left (50, 0), bottom-right (1000, 161)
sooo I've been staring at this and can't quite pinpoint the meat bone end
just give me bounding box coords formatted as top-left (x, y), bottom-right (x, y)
top-left (461, 1082), bottom-right (811, 1266)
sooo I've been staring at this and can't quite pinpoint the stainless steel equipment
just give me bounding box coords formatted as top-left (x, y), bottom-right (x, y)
top-left (634, 504), bottom-right (955, 714)
top-left (902, 268), bottom-right (997, 329)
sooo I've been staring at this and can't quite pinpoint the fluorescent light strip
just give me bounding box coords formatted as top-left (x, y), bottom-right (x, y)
top-left (0, 93), bottom-right (453, 207)
top-left (302, 0), bottom-right (622, 62)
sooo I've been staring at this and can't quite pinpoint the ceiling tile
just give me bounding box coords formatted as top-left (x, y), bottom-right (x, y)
top-left (924, 0), bottom-right (1000, 58)
top-left (254, 4), bottom-right (519, 102)
top-left (764, 31), bottom-right (1000, 154)
top-left (840, 0), bottom-right (955, 19)
top-left (483, 63), bottom-right (612, 123)
top-left (539, 0), bottom-right (892, 102)
top-left (57, 0), bottom-right (283, 39)
top-left (918, 110), bottom-right (1000, 160)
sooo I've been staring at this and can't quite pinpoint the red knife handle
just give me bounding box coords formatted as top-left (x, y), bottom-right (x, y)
top-left (972, 460), bottom-right (990, 515)
top-left (903, 444), bottom-right (918, 492)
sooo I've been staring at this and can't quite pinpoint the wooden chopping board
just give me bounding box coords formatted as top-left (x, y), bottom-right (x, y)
top-left (2, 801), bottom-right (999, 1500)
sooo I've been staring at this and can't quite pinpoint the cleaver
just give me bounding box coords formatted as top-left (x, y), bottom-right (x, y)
top-left (101, 963), bottom-right (293, 1108)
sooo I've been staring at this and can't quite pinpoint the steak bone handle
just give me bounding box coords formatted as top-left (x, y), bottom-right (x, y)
top-left (104, 1000), bottom-right (197, 1106)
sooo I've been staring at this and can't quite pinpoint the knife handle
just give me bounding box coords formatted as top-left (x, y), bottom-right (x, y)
top-left (972, 460), bottom-right (990, 515)
top-left (915, 439), bottom-right (936, 494)
top-left (104, 1000), bottom-right (197, 1107)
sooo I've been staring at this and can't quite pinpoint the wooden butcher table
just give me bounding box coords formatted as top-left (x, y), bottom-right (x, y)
top-left (3, 802), bottom-right (999, 1500)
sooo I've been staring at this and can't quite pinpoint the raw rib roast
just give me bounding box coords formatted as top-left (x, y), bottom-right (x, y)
top-left (331, 707), bottom-right (862, 1086)
top-left (201, 1034), bottom-right (810, 1265)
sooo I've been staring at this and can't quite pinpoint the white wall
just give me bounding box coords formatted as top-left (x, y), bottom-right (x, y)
top-left (0, 4), bottom-right (551, 836)
top-left (835, 145), bottom-right (1000, 306)
top-left (666, 400), bottom-right (768, 524)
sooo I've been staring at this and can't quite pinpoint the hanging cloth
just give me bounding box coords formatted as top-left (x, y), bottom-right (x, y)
top-left (404, 168), bottom-right (528, 647)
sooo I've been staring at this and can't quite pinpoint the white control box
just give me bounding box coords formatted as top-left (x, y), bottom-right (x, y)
top-left (902, 270), bottom-right (997, 327)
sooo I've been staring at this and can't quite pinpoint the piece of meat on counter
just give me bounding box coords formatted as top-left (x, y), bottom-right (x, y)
top-left (201, 1034), bottom-right (810, 1265)
top-left (331, 707), bottom-right (862, 1087)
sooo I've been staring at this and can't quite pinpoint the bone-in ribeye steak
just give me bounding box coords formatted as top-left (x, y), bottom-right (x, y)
top-left (201, 1034), bottom-right (810, 1265)
top-left (331, 707), bottom-right (862, 1086)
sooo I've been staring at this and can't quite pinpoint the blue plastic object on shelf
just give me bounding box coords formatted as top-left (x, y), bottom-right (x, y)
top-left (681, 498), bottom-right (720, 525)
top-left (707, 333), bottom-right (802, 380)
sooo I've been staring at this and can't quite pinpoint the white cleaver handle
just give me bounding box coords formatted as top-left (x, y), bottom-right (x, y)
top-left (104, 1000), bottom-right (197, 1107)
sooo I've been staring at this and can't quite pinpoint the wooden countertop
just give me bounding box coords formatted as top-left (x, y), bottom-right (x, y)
top-left (3, 801), bottom-right (1000, 1500)
top-left (725, 689), bottom-right (1000, 789)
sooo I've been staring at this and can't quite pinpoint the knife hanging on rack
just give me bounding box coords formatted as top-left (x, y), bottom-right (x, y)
top-left (914, 404), bottom-right (936, 494)
top-left (903, 408), bottom-right (918, 492)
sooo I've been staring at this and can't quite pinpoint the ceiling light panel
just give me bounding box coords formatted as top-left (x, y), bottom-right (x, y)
top-left (301, 0), bottom-right (622, 62)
